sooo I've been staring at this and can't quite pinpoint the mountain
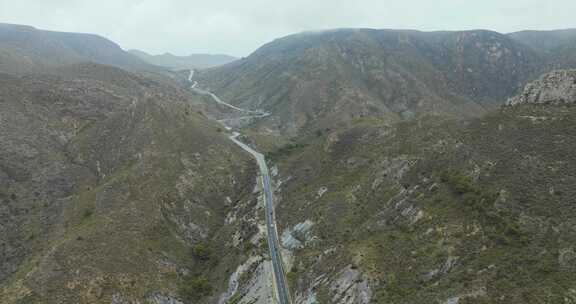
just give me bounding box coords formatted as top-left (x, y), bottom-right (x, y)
top-left (508, 29), bottom-right (576, 52)
top-left (197, 29), bottom-right (546, 135)
top-left (0, 25), bottom-right (267, 303)
top-left (508, 29), bottom-right (576, 69)
top-left (0, 23), bottom-right (152, 74)
top-left (0, 62), bottom-right (265, 304)
top-left (0, 61), bottom-right (277, 304)
top-left (261, 69), bottom-right (576, 303)
top-left (129, 49), bottom-right (237, 70)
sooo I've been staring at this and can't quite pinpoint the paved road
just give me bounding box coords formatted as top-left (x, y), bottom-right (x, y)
top-left (187, 70), bottom-right (291, 304)
top-left (188, 70), bottom-right (269, 117)
top-left (229, 133), bottom-right (291, 304)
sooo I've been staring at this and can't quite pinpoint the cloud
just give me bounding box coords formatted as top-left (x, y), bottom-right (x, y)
top-left (0, 0), bottom-right (574, 57)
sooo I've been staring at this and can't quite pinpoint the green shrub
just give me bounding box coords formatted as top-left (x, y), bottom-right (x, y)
top-left (440, 170), bottom-right (478, 195)
top-left (438, 170), bottom-right (528, 246)
top-left (192, 243), bottom-right (213, 261)
top-left (82, 209), bottom-right (94, 219)
top-left (287, 270), bottom-right (298, 288)
top-left (267, 142), bottom-right (308, 160)
top-left (179, 276), bottom-right (213, 301)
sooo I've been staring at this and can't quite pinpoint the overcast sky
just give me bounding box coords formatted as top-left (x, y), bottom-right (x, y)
top-left (0, 0), bottom-right (574, 57)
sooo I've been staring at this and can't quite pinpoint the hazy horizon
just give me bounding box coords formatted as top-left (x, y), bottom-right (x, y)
top-left (0, 0), bottom-right (574, 57)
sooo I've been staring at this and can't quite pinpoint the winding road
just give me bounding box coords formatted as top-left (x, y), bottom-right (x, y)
top-left (188, 70), bottom-right (291, 304)
top-left (188, 70), bottom-right (269, 118)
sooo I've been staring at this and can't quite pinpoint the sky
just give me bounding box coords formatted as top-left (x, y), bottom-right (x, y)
top-left (0, 0), bottom-right (574, 57)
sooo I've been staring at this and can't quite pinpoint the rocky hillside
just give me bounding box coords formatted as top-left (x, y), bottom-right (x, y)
top-left (0, 61), bottom-right (267, 303)
top-left (130, 49), bottom-right (237, 70)
top-left (197, 29), bottom-right (548, 135)
top-left (262, 71), bottom-right (576, 303)
top-left (0, 23), bottom-right (152, 74)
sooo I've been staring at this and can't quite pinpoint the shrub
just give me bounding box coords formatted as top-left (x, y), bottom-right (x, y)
top-left (192, 243), bottom-right (213, 261)
top-left (179, 276), bottom-right (213, 301)
top-left (287, 270), bottom-right (298, 288)
top-left (267, 142), bottom-right (308, 160)
top-left (438, 170), bottom-right (529, 246)
top-left (440, 170), bottom-right (478, 195)
top-left (82, 209), bottom-right (94, 219)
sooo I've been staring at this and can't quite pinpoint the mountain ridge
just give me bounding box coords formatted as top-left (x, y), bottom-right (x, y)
top-left (0, 23), bottom-right (153, 74)
top-left (508, 28), bottom-right (576, 52)
top-left (197, 28), bottom-right (550, 135)
top-left (129, 49), bottom-right (237, 70)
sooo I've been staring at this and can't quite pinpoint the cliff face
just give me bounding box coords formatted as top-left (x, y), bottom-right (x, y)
top-left (507, 69), bottom-right (576, 106)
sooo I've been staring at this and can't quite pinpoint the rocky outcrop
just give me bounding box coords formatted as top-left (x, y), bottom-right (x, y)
top-left (329, 266), bottom-right (372, 304)
top-left (147, 293), bottom-right (184, 304)
top-left (281, 220), bottom-right (316, 250)
top-left (507, 70), bottom-right (576, 106)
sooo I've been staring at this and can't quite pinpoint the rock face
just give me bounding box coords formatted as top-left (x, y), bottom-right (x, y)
top-left (281, 220), bottom-right (316, 250)
top-left (507, 69), bottom-right (576, 106)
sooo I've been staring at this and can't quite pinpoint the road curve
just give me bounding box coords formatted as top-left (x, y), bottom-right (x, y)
top-left (188, 70), bottom-right (269, 118)
top-left (187, 70), bottom-right (291, 304)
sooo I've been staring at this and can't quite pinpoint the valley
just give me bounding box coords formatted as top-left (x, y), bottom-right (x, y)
top-left (188, 70), bottom-right (291, 304)
top-left (0, 18), bottom-right (575, 304)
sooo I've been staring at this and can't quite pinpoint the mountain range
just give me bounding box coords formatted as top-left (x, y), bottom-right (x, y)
top-left (197, 28), bottom-right (576, 135)
top-left (0, 22), bottom-right (576, 304)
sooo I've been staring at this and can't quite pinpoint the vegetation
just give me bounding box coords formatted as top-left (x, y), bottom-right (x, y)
top-left (266, 142), bottom-right (309, 161)
top-left (179, 276), bottom-right (213, 302)
top-left (192, 243), bottom-right (213, 261)
top-left (287, 265), bottom-right (299, 288)
top-left (271, 103), bottom-right (576, 303)
top-left (0, 60), bottom-right (256, 303)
